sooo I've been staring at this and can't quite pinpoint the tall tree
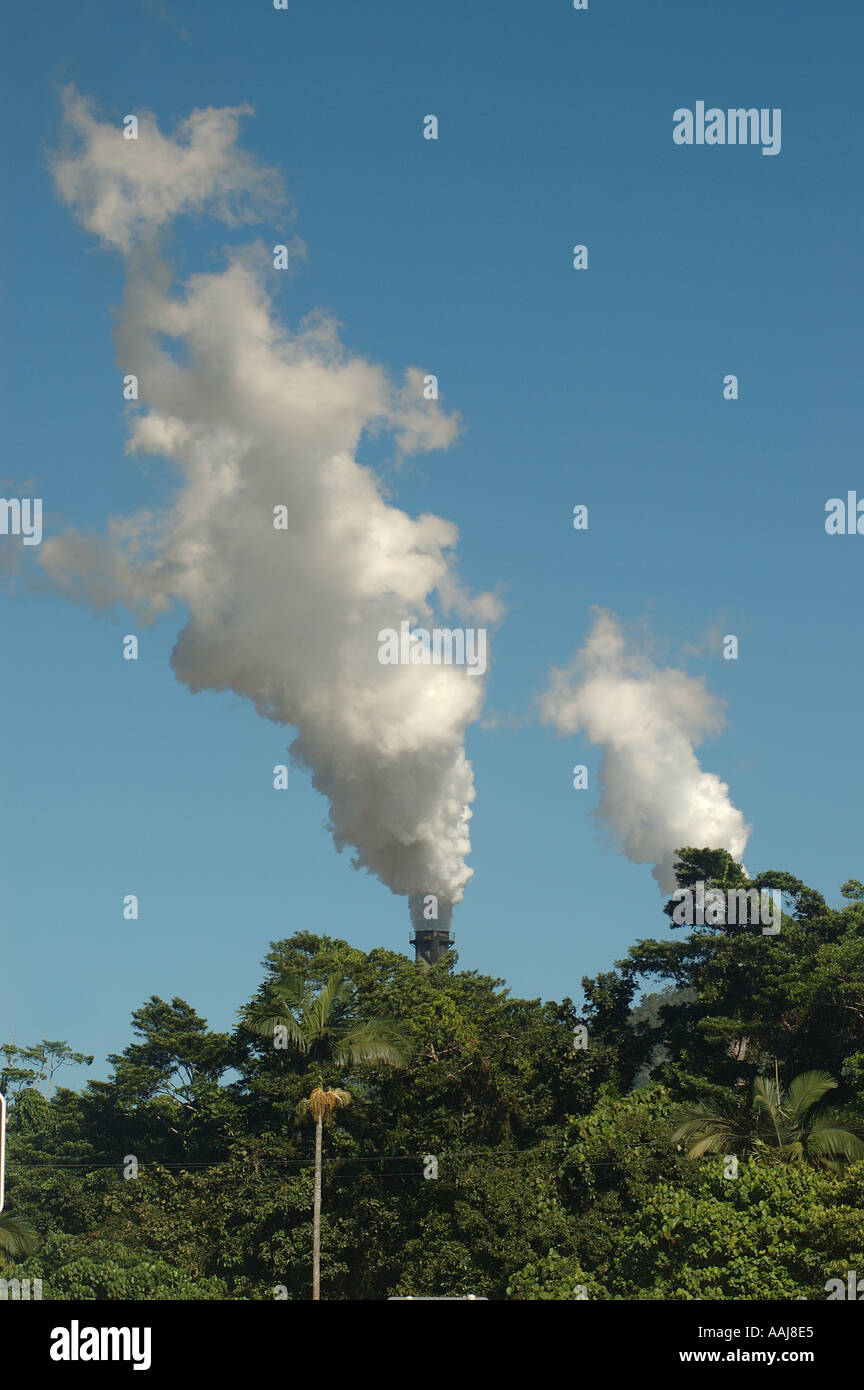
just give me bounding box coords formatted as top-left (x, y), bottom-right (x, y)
top-left (244, 972), bottom-right (410, 1300)
top-left (1, 1040), bottom-right (93, 1098)
top-left (621, 848), bottom-right (864, 1093)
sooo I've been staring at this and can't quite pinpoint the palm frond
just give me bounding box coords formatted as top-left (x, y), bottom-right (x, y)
top-left (299, 997), bottom-right (319, 1041)
top-left (805, 1124), bottom-right (864, 1163)
top-left (315, 975), bottom-right (354, 1033)
top-left (271, 974), bottom-right (308, 1005)
top-left (752, 1076), bottom-right (781, 1118)
top-left (0, 1213), bottom-right (38, 1260)
top-left (675, 1089), bottom-right (750, 1156)
top-left (774, 1140), bottom-right (806, 1164)
top-left (782, 1070), bottom-right (838, 1120)
top-left (809, 1111), bottom-right (864, 1139)
top-left (245, 1010), bottom-right (308, 1052)
top-left (335, 1017), bottom-right (412, 1069)
top-left (687, 1133), bottom-right (738, 1158)
top-left (752, 1077), bottom-right (787, 1146)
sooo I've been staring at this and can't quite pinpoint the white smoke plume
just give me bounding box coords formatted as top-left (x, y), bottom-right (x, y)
top-left (42, 89), bottom-right (501, 924)
top-left (540, 610), bottom-right (750, 893)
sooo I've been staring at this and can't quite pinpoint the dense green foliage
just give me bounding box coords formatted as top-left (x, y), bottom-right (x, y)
top-left (2, 851), bottom-right (863, 1299)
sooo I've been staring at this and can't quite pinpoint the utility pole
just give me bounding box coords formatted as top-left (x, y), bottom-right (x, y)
top-left (0, 1092), bottom-right (6, 1213)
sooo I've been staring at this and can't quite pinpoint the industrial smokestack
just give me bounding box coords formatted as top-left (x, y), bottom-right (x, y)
top-left (410, 927), bottom-right (455, 966)
top-left (409, 894), bottom-right (454, 965)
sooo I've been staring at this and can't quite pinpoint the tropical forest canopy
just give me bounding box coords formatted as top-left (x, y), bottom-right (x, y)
top-left (3, 849), bottom-right (864, 1300)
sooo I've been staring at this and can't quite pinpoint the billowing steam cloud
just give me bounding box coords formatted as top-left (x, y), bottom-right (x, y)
top-left (540, 610), bottom-right (750, 892)
top-left (42, 89), bottom-right (501, 923)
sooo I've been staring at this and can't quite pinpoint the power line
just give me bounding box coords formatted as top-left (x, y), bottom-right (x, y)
top-left (8, 1138), bottom-right (683, 1174)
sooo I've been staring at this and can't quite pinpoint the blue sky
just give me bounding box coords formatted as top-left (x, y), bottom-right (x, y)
top-left (1, 0), bottom-right (861, 1084)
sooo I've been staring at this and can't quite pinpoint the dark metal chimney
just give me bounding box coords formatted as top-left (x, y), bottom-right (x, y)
top-left (410, 926), bottom-right (454, 965)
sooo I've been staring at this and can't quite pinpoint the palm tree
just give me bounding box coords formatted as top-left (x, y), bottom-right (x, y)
top-left (244, 973), bottom-right (410, 1300)
top-left (0, 1212), bottom-right (38, 1269)
top-left (672, 1069), bottom-right (864, 1170)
